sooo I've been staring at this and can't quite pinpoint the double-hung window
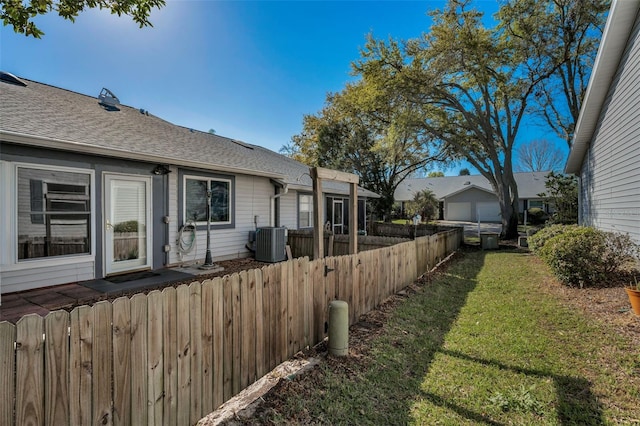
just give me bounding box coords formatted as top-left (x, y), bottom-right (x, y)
top-left (184, 176), bottom-right (232, 225)
top-left (298, 194), bottom-right (313, 228)
top-left (17, 166), bottom-right (92, 260)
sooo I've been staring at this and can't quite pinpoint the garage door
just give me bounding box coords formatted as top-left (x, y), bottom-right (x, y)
top-left (447, 202), bottom-right (471, 221)
top-left (477, 202), bottom-right (501, 222)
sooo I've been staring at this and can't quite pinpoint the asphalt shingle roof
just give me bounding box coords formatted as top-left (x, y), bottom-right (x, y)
top-left (395, 172), bottom-right (551, 201)
top-left (0, 76), bottom-right (377, 198)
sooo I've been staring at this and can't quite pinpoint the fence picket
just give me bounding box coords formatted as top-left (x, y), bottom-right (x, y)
top-left (300, 257), bottom-right (312, 349)
top-left (112, 298), bottom-right (131, 426)
top-left (44, 310), bottom-right (69, 425)
top-left (189, 282), bottom-right (203, 424)
top-left (0, 321), bottom-right (16, 426)
top-left (176, 285), bottom-right (191, 426)
top-left (148, 290), bottom-right (164, 425)
top-left (92, 301), bottom-right (113, 426)
top-left (69, 305), bottom-right (93, 426)
top-left (201, 279), bottom-right (214, 416)
top-left (162, 286), bottom-right (178, 426)
top-left (222, 276), bottom-right (233, 402)
top-left (231, 274), bottom-right (242, 396)
top-left (263, 265), bottom-right (277, 371)
top-left (130, 294), bottom-right (148, 426)
top-left (240, 271), bottom-right (256, 390)
top-left (211, 277), bottom-right (224, 410)
top-left (16, 314), bottom-right (44, 426)
top-left (311, 259), bottom-right (324, 344)
top-left (254, 269), bottom-right (266, 378)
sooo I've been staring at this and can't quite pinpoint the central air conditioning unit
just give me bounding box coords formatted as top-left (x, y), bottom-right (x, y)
top-left (255, 227), bottom-right (287, 263)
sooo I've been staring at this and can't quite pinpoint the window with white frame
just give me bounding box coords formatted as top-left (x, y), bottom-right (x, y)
top-left (298, 194), bottom-right (313, 228)
top-left (17, 166), bottom-right (92, 260)
top-left (184, 176), bottom-right (232, 224)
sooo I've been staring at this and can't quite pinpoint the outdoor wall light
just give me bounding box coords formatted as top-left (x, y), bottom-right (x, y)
top-left (152, 164), bottom-right (171, 175)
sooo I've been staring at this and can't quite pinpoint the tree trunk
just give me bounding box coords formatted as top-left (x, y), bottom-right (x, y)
top-left (495, 172), bottom-right (520, 240)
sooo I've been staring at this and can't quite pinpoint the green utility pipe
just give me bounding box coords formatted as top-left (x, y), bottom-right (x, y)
top-left (328, 300), bottom-right (349, 356)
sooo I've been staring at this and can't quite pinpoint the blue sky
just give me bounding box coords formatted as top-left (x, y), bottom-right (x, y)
top-left (1, 0), bottom-right (566, 173)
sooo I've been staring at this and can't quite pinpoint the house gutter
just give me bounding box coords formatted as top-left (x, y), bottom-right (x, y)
top-left (0, 130), bottom-right (285, 180)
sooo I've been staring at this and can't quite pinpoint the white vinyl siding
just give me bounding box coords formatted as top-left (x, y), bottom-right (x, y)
top-left (169, 174), bottom-right (272, 265)
top-left (1, 260), bottom-right (95, 293)
top-left (579, 15), bottom-right (640, 244)
top-left (278, 191), bottom-right (298, 229)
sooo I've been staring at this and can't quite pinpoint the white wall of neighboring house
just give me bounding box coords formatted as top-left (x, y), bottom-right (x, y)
top-left (577, 13), bottom-right (640, 243)
top-left (445, 187), bottom-right (500, 222)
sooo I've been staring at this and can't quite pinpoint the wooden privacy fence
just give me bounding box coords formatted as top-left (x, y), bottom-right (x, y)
top-left (287, 230), bottom-right (411, 259)
top-left (371, 222), bottom-right (456, 239)
top-left (0, 228), bottom-right (462, 426)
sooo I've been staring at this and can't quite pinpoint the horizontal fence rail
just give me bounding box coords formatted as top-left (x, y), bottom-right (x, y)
top-left (0, 228), bottom-right (462, 426)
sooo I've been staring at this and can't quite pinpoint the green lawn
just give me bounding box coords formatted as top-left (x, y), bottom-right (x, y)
top-left (256, 249), bottom-right (639, 425)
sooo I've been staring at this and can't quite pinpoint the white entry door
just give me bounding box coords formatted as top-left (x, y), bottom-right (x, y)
top-left (104, 174), bottom-right (152, 275)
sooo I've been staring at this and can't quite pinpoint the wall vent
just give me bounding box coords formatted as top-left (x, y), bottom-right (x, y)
top-left (255, 227), bottom-right (286, 263)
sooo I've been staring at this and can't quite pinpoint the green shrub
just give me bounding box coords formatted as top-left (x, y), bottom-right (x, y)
top-left (114, 220), bottom-right (143, 233)
top-left (527, 224), bottom-right (576, 254)
top-left (526, 207), bottom-right (548, 225)
top-left (538, 227), bottom-right (640, 287)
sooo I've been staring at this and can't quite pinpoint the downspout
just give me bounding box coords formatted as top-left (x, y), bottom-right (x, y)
top-left (270, 184), bottom-right (289, 227)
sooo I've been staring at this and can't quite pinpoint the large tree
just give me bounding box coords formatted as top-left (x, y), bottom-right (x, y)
top-left (283, 80), bottom-right (443, 219)
top-left (1, 0), bottom-right (165, 38)
top-left (498, 0), bottom-right (609, 147)
top-left (356, 2), bottom-right (547, 238)
top-left (355, 0), bottom-right (605, 239)
top-left (516, 139), bottom-right (566, 172)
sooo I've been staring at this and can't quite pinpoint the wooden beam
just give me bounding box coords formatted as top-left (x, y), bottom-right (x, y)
top-left (314, 167), bottom-right (359, 184)
top-left (349, 182), bottom-right (358, 255)
top-left (311, 168), bottom-right (324, 259)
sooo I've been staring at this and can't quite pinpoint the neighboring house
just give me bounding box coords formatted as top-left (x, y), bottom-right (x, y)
top-left (565, 0), bottom-right (640, 245)
top-left (0, 74), bottom-right (377, 294)
top-left (394, 172), bottom-right (550, 222)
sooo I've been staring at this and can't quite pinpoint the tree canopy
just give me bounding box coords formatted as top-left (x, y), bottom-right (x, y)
top-left (283, 78), bottom-right (445, 219)
top-left (405, 189), bottom-right (439, 222)
top-left (538, 171), bottom-right (578, 224)
top-left (353, 0), bottom-right (605, 238)
top-left (1, 0), bottom-right (166, 38)
top-left (497, 0), bottom-right (608, 147)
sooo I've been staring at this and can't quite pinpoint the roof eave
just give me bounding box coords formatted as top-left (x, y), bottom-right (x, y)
top-left (443, 184), bottom-right (494, 199)
top-left (0, 130), bottom-right (286, 180)
top-left (565, 0), bottom-right (640, 174)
